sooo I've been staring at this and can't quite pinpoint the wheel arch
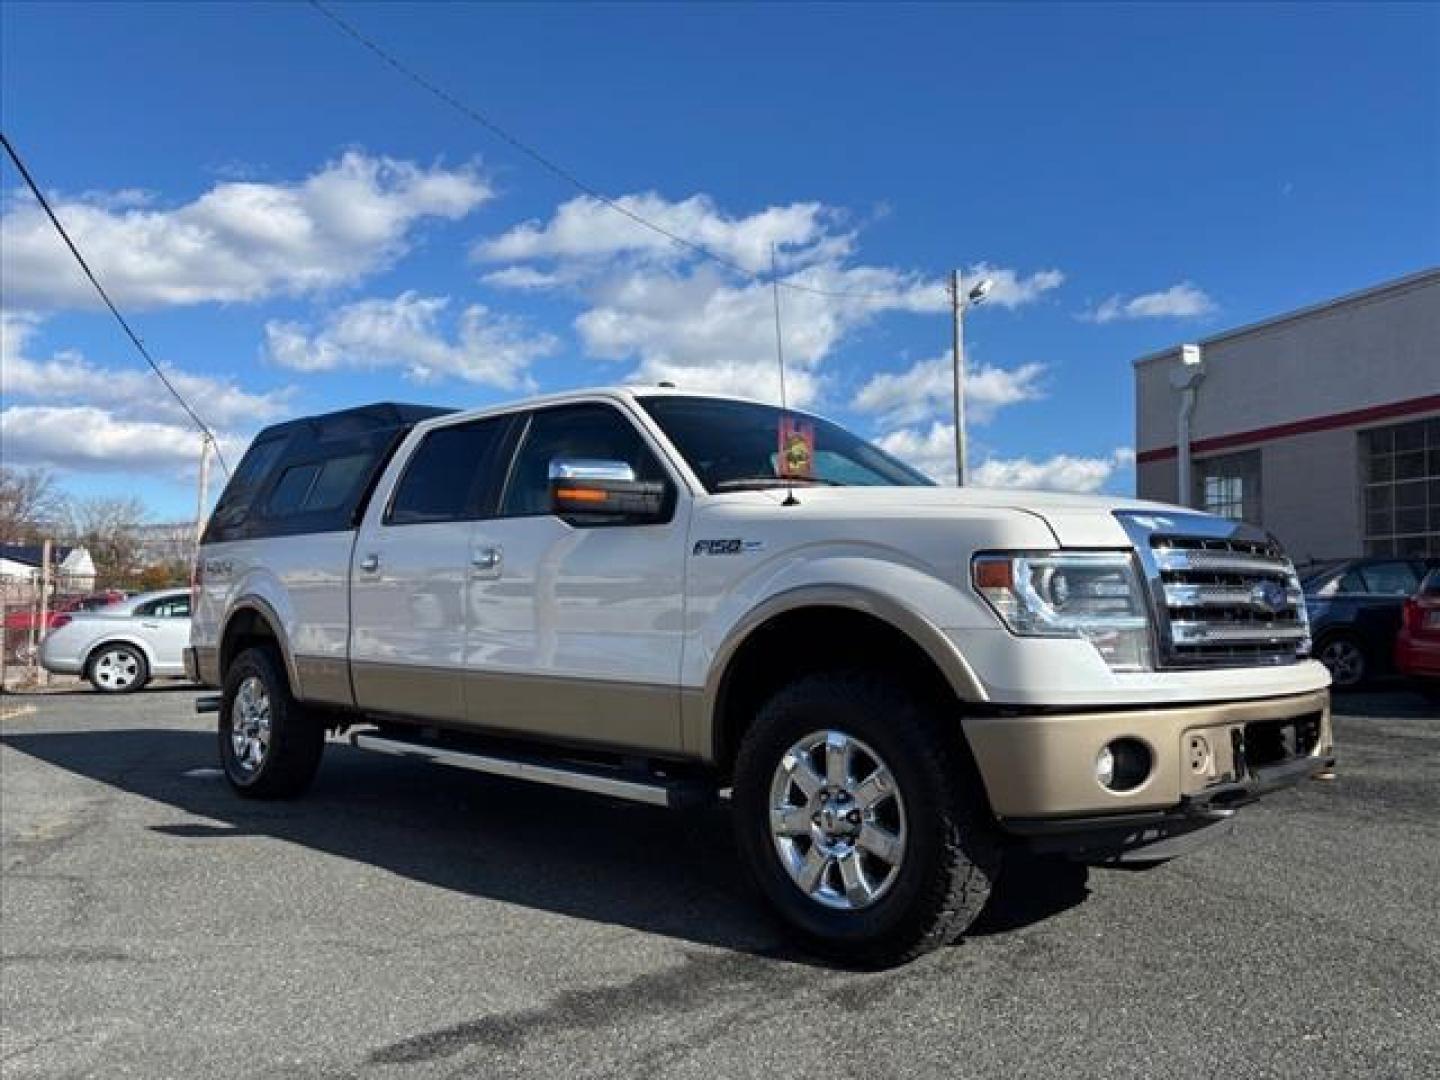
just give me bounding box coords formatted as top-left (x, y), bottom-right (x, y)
top-left (83, 635), bottom-right (157, 678)
top-left (219, 598), bottom-right (303, 697)
top-left (702, 587), bottom-right (986, 777)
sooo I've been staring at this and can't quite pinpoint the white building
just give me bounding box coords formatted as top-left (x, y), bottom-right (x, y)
top-left (0, 543), bottom-right (98, 599)
top-left (1134, 268), bottom-right (1440, 562)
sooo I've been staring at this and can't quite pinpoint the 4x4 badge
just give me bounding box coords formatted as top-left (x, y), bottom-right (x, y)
top-left (692, 538), bottom-right (764, 556)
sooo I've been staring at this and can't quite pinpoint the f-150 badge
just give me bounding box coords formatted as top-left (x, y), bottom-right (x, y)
top-left (693, 538), bottom-right (764, 556)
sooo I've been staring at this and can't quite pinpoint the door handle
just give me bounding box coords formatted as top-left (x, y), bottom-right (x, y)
top-left (140, 621), bottom-right (160, 629)
top-left (471, 546), bottom-right (502, 573)
top-left (359, 554), bottom-right (380, 573)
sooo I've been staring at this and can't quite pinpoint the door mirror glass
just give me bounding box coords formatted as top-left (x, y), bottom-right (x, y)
top-left (548, 458), bottom-right (668, 525)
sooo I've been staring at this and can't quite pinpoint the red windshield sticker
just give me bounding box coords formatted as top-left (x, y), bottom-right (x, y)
top-left (778, 417), bottom-right (815, 479)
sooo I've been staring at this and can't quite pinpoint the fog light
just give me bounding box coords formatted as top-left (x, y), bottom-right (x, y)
top-left (1095, 746), bottom-right (1115, 787)
top-left (1097, 738), bottom-right (1152, 792)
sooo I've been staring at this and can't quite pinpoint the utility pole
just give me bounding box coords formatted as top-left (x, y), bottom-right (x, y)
top-left (950, 269), bottom-right (967, 486)
top-left (194, 434), bottom-right (214, 553)
top-left (36, 538), bottom-right (52, 686)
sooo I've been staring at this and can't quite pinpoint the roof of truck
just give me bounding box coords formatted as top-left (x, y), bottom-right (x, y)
top-left (251, 402), bottom-right (456, 444)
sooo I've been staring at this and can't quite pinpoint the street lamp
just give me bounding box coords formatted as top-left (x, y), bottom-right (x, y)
top-left (951, 271), bottom-right (994, 486)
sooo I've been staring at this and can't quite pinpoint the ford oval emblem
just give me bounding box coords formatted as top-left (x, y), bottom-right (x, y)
top-left (1250, 580), bottom-right (1288, 615)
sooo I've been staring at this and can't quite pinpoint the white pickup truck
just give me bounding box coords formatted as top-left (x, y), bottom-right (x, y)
top-left (189, 388), bottom-right (1333, 965)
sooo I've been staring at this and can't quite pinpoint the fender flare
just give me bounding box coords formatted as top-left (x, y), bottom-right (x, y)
top-left (220, 596), bottom-right (305, 698)
top-left (692, 583), bottom-right (988, 761)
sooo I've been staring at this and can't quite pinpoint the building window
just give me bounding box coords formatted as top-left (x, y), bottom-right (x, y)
top-left (1195, 450), bottom-right (1262, 523)
top-left (1362, 417), bottom-right (1440, 556)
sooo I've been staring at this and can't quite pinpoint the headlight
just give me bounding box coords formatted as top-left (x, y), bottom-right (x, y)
top-left (972, 551), bottom-right (1153, 672)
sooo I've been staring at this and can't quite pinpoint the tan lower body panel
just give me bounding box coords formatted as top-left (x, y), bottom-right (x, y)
top-left (348, 661), bottom-right (682, 755)
top-left (462, 669), bottom-right (681, 755)
top-left (188, 646), bottom-right (220, 687)
top-left (294, 655), bottom-right (353, 707)
top-left (351, 661), bottom-right (466, 725)
top-left (963, 689), bottom-right (1332, 820)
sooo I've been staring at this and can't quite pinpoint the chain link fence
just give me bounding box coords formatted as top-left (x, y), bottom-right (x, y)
top-left (1, 560), bottom-right (190, 691)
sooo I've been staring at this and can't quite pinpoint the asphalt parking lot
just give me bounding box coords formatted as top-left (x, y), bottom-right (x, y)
top-left (2, 686), bottom-right (1437, 1079)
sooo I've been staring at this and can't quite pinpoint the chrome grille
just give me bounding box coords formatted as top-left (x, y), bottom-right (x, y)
top-left (1115, 512), bottom-right (1310, 669)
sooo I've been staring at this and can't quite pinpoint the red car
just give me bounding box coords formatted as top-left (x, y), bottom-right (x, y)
top-left (2, 591), bottom-right (128, 636)
top-left (1395, 568), bottom-right (1440, 701)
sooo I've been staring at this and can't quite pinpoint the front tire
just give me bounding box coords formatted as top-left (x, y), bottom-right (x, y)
top-left (733, 671), bottom-right (999, 967)
top-left (88, 643), bottom-right (148, 694)
top-left (219, 646), bottom-right (325, 799)
top-left (1316, 633), bottom-right (1367, 689)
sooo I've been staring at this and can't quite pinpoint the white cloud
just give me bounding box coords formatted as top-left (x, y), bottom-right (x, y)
top-left (970, 449), bottom-right (1133, 493)
top-left (2, 311), bottom-right (292, 429)
top-left (877, 422), bottom-right (1133, 493)
top-left (852, 353), bottom-right (1046, 426)
top-left (876, 423), bottom-right (959, 484)
top-left (2, 152), bottom-right (492, 310)
top-left (479, 266), bottom-right (565, 290)
top-left (963, 263), bottom-right (1065, 310)
top-left (264, 291), bottom-right (556, 389)
top-left (1082, 282), bottom-right (1216, 324)
top-left (0, 406), bottom-right (245, 473)
top-left (476, 192), bottom-right (844, 273)
top-left (477, 191), bottom-right (1063, 403)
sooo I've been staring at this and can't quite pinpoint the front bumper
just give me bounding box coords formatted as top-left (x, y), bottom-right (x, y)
top-left (963, 688), bottom-right (1333, 825)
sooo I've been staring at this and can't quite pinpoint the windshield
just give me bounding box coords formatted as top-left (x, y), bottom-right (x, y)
top-left (639, 395), bottom-right (933, 492)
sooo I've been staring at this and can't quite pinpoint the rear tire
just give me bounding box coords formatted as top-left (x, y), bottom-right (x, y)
top-left (88, 643), bottom-right (149, 694)
top-left (732, 671), bottom-right (999, 968)
top-left (219, 646), bottom-right (325, 799)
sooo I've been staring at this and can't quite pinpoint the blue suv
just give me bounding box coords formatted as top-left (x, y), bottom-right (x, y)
top-left (1302, 557), bottom-right (1440, 688)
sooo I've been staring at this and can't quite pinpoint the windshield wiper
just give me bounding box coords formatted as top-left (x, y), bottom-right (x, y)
top-left (713, 476), bottom-right (845, 491)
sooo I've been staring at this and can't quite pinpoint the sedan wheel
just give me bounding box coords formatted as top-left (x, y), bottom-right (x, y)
top-left (1318, 637), bottom-right (1366, 688)
top-left (89, 645), bottom-right (147, 693)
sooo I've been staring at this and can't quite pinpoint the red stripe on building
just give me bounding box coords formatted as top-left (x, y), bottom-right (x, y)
top-left (1136, 393), bottom-right (1440, 465)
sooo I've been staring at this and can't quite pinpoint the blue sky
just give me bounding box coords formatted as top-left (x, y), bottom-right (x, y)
top-left (3, 1), bottom-right (1437, 521)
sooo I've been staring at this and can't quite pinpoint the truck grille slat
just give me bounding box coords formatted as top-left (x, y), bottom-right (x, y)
top-left (1152, 549), bottom-right (1292, 576)
top-left (1115, 513), bottom-right (1311, 670)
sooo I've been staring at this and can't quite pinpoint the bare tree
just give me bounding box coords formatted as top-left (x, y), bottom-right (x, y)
top-left (0, 466), bottom-right (68, 543)
top-left (65, 496), bottom-right (149, 586)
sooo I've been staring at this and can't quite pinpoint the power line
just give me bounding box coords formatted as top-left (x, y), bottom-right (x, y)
top-left (0, 131), bottom-right (231, 477)
top-left (305, 0), bottom-right (910, 304)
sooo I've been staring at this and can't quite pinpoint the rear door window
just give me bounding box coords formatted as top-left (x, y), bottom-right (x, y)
top-left (1359, 561), bottom-right (1420, 596)
top-left (136, 596), bottom-right (191, 618)
top-left (387, 416), bottom-right (512, 525)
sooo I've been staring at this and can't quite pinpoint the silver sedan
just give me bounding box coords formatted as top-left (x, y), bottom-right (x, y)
top-left (39, 588), bottom-right (193, 693)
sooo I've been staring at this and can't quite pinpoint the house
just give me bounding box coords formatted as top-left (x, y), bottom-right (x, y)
top-left (0, 543), bottom-right (98, 600)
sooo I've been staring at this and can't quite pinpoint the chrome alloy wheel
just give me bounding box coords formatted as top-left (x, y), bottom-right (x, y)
top-left (768, 731), bottom-right (908, 911)
top-left (92, 647), bottom-right (140, 691)
top-left (230, 675), bottom-right (272, 773)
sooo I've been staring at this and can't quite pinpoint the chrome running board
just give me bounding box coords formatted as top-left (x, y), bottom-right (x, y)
top-left (349, 730), bottom-right (712, 810)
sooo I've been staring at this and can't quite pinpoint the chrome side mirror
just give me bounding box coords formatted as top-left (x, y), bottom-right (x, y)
top-left (548, 458), bottom-right (637, 483)
top-left (547, 458), bottom-right (670, 526)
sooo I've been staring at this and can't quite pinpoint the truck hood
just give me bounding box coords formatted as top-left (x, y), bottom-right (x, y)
top-left (751, 485), bottom-right (1186, 547)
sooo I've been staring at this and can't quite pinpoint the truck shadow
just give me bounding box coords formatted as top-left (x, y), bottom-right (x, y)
top-left (0, 727), bottom-right (1088, 963)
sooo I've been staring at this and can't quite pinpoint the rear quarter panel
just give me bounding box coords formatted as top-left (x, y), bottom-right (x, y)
top-left (197, 532), bottom-right (355, 702)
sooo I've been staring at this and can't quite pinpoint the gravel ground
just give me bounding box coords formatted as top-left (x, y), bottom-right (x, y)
top-left (2, 685), bottom-right (1437, 1079)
